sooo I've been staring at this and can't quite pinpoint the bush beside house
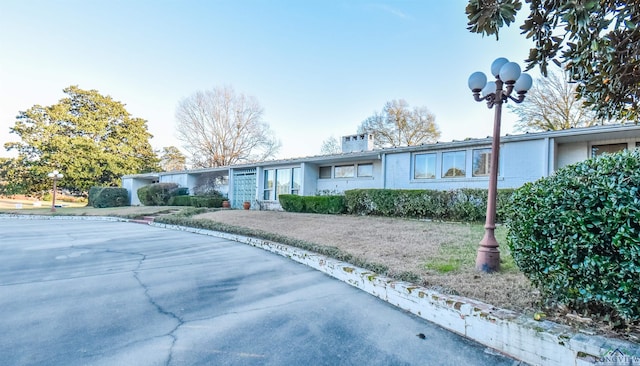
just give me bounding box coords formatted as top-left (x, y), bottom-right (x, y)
top-left (88, 187), bottom-right (129, 208)
top-left (279, 194), bottom-right (345, 214)
top-left (506, 150), bottom-right (640, 321)
top-left (344, 188), bottom-right (515, 222)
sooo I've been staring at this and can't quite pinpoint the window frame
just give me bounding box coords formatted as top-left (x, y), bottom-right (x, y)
top-left (263, 169), bottom-right (274, 200)
top-left (591, 143), bottom-right (628, 157)
top-left (441, 150), bottom-right (466, 178)
top-left (472, 148), bottom-right (492, 177)
top-left (319, 166), bottom-right (332, 179)
top-left (357, 163), bottom-right (373, 177)
top-left (334, 165), bottom-right (356, 178)
top-left (413, 153), bottom-right (436, 179)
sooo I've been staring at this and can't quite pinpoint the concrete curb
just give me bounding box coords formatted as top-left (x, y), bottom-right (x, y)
top-left (0, 214), bottom-right (130, 222)
top-left (4, 215), bottom-right (638, 365)
top-left (151, 222), bottom-right (640, 366)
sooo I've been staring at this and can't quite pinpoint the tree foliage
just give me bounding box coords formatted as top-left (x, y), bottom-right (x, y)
top-left (357, 99), bottom-right (441, 148)
top-left (466, 1), bottom-right (640, 121)
top-left (506, 150), bottom-right (640, 321)
top-left (508, 70), bottom-right (605, 131)
top-left (4, 86), bottom-right (160, 194)
top-left (175, 86), bottom-right (281, 168)
top-left (159, 146), bottom-right (187, 171)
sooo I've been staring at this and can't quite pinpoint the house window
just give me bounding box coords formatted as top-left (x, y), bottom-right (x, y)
top-left (264, 168), bottom-right (301, 199)
top-left (472, 148), bottom-right (492, 177)
top-left (319, 166), bottom-right (332, 179)
top-left (292, 168), bottom-right (301, 195)
top-left (263, 169), bottom-right (274, 200)
top-left (357, 163), bottom-right (373, 177)
top-left (414, 153), bottom-right (436, 179)
top-left (591, 143), bottom-right (627, 157)
top-left (442, 151), bottom-right (466, 178)
top-left (276, 168), bottom-right (291, 198)
top-left (334, 165), bottom-right (355, 178)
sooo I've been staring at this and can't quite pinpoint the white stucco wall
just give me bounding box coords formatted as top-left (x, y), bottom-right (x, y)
top-left (556, 141), bottom-right (589, 169)
top-left (301, 162), bottom-right (318, 196)
top-left (159, 173), bottom-right (189, 187)
top-left (315, 160), bottom-right (382, 194)
top-left (122, 177), bottom-right (156, 205)
top-left (382, 140), bottom-right (548, 191)
top-left (499, 139), bottom-right (548, 187)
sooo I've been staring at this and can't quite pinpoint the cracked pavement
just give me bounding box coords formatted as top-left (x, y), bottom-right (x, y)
top-left (0, 218), bottom-right (521, 365)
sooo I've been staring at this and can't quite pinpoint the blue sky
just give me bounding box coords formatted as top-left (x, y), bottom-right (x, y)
top-left (0, 0), bottom-right (538, 160)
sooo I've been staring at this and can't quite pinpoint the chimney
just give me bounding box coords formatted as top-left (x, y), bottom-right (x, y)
top-left (341, 133), bottom-right (374, 153)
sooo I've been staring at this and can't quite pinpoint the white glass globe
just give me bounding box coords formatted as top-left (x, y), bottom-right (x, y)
top-left (490, 58), bottom-right (509, 78)
top-left (468, 72), bottom-right (487, 91)
top-left (482, 81), bottom-right (497, 96)
top-left (499, 62), bottom-right (522, 83)
top-left (514, 73), bottom-right (533, 92)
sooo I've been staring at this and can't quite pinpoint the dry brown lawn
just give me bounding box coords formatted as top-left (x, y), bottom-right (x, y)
top-left (193, 210), bottom-right (540, 313)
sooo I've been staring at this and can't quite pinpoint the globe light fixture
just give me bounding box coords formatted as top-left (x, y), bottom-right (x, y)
top-left (467, 57), bottom-right (533, 272)
top-left (47, 170), bottom-right (64, 212)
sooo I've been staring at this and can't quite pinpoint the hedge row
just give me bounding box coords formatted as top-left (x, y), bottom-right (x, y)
top-left (88, 187), bottom-right (129, 208)
top-left (279, 194), bottom-right (346, 214)
top-left (344, 188), bottom-right (515, 222)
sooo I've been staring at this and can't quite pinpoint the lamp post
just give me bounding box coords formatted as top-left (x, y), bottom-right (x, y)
top-left (47, 170), bottom-right (64, 212)
top-left (467, 57), bottom-right (533, 272)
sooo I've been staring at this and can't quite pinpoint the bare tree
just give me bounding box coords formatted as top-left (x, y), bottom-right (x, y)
top-left (358, 99), bottom-right (440, 148)
top-left (175, 86), bottom-right (281, 168)
top-left (508, 71), bottom-right (606, 132)
top-left (320, 135), bottom-right (341, 155)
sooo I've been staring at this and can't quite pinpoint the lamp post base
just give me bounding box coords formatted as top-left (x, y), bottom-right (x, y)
top-left (476, 230), bottom-right (500, 272)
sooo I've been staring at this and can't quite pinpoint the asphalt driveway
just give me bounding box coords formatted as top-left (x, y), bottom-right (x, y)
top-left (0, 218), bottom-right (520, 365)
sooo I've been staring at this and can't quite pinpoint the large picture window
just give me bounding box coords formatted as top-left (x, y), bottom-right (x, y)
top-left (414, 153), bottom-right (436, 179)
top-left (276, 168), bottom-right (291, 197)
top-left (263, 168), bottom-right (301, 200)
top-left (334, 165), bottom-right (355, 178)
top-left (292, 167), bottom-right (301, 194)
top-left (472, 148), bottom-right (492, 177)
top-left (442, 151), bottom-right (466, 178)
top-left (357, 163), bottom-right (373, 177)
top-left (591, 143), bottom-right (627, 157)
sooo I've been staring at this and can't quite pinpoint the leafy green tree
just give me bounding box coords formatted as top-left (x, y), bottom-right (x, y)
top-left (509, 70), bottom-right (606, 132)
top-left (358, 99), bottom-right (440, 148)
top-left (5, 86), bottom-right (160, 194)
top-left (159, 146), bottom-right (187, 171)
top-left (0, 157), bottom-right (30, 195)
top-left (466, 0), bottom-right (640, 121)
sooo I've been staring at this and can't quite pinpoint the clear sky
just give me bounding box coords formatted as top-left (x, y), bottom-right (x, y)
top-left (0, 0), bottom-right (538, 161)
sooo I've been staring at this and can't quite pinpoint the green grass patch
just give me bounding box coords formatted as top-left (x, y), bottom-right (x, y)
top-left (425, 224), bottom-right (517, 274)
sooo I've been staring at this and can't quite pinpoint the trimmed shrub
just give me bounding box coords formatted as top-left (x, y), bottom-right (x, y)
top-left (190, 196), bottom-right (224, 208)
top-left (88, 187), bottom-right (129, 208)
top-left (279, 194), bottom-right (345, 214)
top-left (168, 195), bottom-right (192, 206)
top-left (136, 185), bottom-right (151, 205)
top-left (506, 150), bottom-right (640, 321)
top-left (279, 194), bottom-right (305, 212)
top-left (344, 188), bottom-right (514, 222)
top-left (137, 183), bottom-right (179, 206)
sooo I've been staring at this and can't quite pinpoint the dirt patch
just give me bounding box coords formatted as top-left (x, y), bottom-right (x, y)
top-left (194, 210), bottom-right (539, 312)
